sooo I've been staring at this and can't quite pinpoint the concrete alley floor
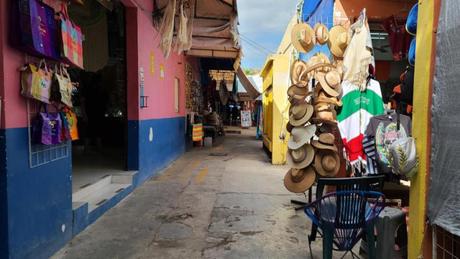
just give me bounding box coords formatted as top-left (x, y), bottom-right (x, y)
top-left (53, 128), bottom-right (351, 259)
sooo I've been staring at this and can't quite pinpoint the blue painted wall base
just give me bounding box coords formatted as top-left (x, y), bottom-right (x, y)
top-left (0, 116), bottom-right (186, 258)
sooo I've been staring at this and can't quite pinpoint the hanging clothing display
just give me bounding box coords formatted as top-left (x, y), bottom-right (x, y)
top-left (364, 113), bottom-right (412, 174)
top-left (342, 9), bottom-right (374, 91)
top-left (337, 79), bottom-right (384, 171)
top-left (382, 16), bottom-right (412, 62)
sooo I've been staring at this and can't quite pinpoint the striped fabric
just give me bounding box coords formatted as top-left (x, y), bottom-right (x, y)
top-left (192, 124), bottom-right (203, 142)
top-left (362, 136), bottom-right (378, 175)
top-left (337, 79), bottom-right (385, 170)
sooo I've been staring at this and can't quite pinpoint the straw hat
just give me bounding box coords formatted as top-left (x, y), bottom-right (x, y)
top-left (315, 70), bottom-right (342, 97)
top-left (311, 133), bottom-right (338, 152)
top-left (328, 25), bottom-right (349, 58)
top-left (289, 102), bottom-right (314, 126)
top-left (304, 54), bottom-right (333, 79)
top-left (284, 166), bottom-right (316, 193)
top-left (287, 143), bottom-right (315, 169)
top-left (314, 150), bottom-right (340, 177)
top-left (314, 23), bottom-right (329, 45)
top-left (315, 90), bottom-right (343, 107)
top-left (314, 103), bottom-right (335, 121)
top-left (291, 23), bottom-right (315, 53)
top-left (286, 122), bottom-right (294, 133)
top-left (291, 60), bottom-right (308, 85)
top-left (288, 84), bottom-right (311, 100)
top-left (288, 124), bottom-right (317, 150)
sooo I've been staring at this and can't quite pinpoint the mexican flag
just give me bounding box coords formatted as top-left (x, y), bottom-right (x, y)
top-left (337, 79), bottom-right (385, 168)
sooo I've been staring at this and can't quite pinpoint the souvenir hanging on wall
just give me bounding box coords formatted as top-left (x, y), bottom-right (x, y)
top-left (11, 0), bottom-right (60, 60)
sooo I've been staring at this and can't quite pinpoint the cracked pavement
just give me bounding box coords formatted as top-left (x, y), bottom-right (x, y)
top-left (52, 128), bottom-right (344, 259)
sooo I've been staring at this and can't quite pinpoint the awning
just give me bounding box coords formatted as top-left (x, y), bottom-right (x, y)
top-left (154, 0), bottom-right (241, 60)
top-left (236, 67), bottom-right (260, 100)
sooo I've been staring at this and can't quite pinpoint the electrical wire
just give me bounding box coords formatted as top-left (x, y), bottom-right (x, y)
top-left (239, 33), bottom-right (275, 54)
top-left (240, 38), bottom-right (271, 57)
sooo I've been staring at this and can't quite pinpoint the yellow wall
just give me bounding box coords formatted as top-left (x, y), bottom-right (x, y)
top-left (409, 0), bottom-right (436, 258)
top-left (261, 55), bottom-right (290, 164)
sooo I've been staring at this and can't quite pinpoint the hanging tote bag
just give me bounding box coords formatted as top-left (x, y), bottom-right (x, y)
top-left (59, 4), bottom-right (84, 68)
top-left (64, 108), bottom-right (79, 141)
top-left (59, 111), bottom-right (71, 142)
top-left (20, 60), bottom-right (52, 103)
top-left (52, 64), bottom-right (73, 107)
top-left (11, 0), bottom-right (60, 59)
top-left (31, 105), bottom-right (63, 145)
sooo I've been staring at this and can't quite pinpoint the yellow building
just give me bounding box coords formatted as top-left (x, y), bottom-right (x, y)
top-left (259, 16), bottom-right (297, 165)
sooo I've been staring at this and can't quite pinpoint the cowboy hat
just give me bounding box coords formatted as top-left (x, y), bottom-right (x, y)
top-left (314, 102), bottom-right (336, 121)
top-left (314, 23), bottom-right (329, 45)
top-left (288, 84), bottom-right (311, 100)
top-left (288, 124), bottom-right (317, 150)
top-left (286, 122), bottom-right (294, 133)
top-left (314, 150), bottom-right (340, 177)
top-left (312, 133), bottom-right (338, 152)
top-left (315, 70), bottom-right (342, 97)
top-left (289, 102), bottom-right (314, 126)
top-left (303, 54), bottom-right (333, 79)
top-left (291, 60), bottom-right (308, 85)
top-left (314, 91), bottom-right (343, 107)
top-left (328, 25), bottom-right (349, 58)
top-left (284, 166), bottom-right (316, 193)
top-left (291, 23), bottom-right (315, 53)
top-left (287, 143), bottom-right (315, 169)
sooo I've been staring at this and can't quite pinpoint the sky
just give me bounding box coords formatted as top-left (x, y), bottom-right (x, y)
top-left (238, 0), bottom-right (299, 70)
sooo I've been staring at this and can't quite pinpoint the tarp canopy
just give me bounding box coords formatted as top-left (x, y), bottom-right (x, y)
top-left (154, 0), bottom-right (241, 59)
top-left (236, 67), bottom-right (261, 100)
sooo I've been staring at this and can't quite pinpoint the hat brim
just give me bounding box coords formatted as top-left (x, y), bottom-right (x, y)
top-left (284, 166), bottom-right (316, 193)
top-left (311, 140), bottom-right (338, 152)
top-left (291, 60), bottom-right (308, 85)
top-left (289, 104), bottom-right (314, 126)
top-left (291, 24), bottom-right (315, 53)
top-left (287, 144), bottom-right (315, 169)
top-left (314, 150), bottom-right (340, 177)
top-left (328, 26), bottom-right (348, 58)
top-left (287, 125), bottom-right (317, 150)
top-left (314, 24), bottom-right (329, 45)
top-left (316, 73), bottom-right (341, 97)
top-left (287, 85), bottom-right (311, 100)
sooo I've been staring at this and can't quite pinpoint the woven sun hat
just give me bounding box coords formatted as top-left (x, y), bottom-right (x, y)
top-left (288, 84), bottom-right (311, 100)
top-left (314, 102), bottom-right (335, 121)
top-left (286, 122), bottom-right (294, 133)
top-left (315, 90), bottom-right (343, 107)
top-left (284, 166), bottom-right (316, 193)
top-left (291, 60), bottom-right (308, 85)
top-left (304, 53), bottom-right (333, 79)
top-left (287, 143), bottom-right (315, 169)
top-left (314, 23), bottom-right (329, 45)
top-left (288, 124), bottom-right (317, 150)
top-left (405, 3), bottom-right (418, 36)
top-left (289, 102), bottom-right (314, 126)
top-left (311, 133), bottom-right (338, 152)
top-left (315, 70), bottom-right (342, 97)
top-left (314, 150), bottom-right (340, 177)
top-left (291, 23), bottom-right (315, 53)
top-left (328, 25), bottom-right (349, 58)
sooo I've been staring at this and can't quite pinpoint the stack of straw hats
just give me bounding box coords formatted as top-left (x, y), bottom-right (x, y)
top-left (284, 22), bottom-right (348, 194)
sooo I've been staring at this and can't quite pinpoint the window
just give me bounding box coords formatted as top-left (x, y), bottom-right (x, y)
top-left (174, 77), bottom-right (180, 113)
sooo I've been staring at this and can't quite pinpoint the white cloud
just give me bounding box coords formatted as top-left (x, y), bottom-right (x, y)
top-left (237, 0), bottom-right (299, 68)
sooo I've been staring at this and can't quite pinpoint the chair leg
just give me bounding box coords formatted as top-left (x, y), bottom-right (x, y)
top-left (308, 240), bottom-right (314, 259)
top-left (323, 226), bottom-right (334, 259)
top-left (366, 220), bottom-right (376, 259)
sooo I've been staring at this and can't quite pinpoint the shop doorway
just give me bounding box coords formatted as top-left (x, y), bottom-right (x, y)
top-left (68, 1), bottom-right (129, 194)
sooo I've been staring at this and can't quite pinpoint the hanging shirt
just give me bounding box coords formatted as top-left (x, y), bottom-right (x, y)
top-left (364, 113), bottom-right (412, 174)
top-left (337, 79), bottom-right (385, 171)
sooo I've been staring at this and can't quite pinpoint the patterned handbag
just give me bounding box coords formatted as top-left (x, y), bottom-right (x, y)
top-left (32, 105), bottom-right (63, 145)
top-left (52, 64), bottom-right (73, 107)
top-left (11, 0), bottom-right (60, 59)
top-left (20, 60), bottom-right (52, 103)
top-left (59, 4), bottom-right (84, 68)
top-left (63, 108), bottom-right (79, 141)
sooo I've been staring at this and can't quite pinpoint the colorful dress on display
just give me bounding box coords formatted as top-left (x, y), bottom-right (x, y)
top-left (337, 79), bottom-right (385, 173)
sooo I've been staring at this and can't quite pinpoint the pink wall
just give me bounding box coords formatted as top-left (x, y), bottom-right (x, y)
top-left (0, 0), bottom-right (198, 129)
top-left (1, 0), bottom-right (29, 129)
top-left (133, 0), bottom-right (194, 121)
